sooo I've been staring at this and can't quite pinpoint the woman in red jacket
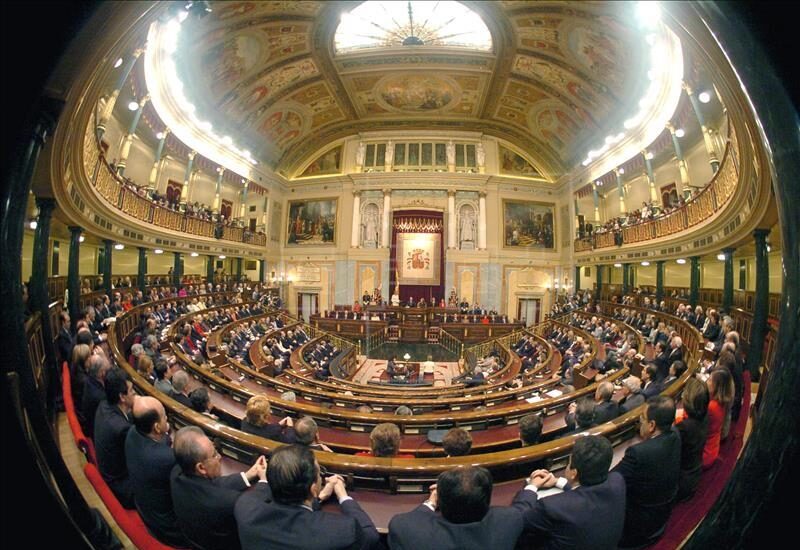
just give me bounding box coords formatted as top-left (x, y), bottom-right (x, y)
top-left (703, 368), bottom-right (734, 468)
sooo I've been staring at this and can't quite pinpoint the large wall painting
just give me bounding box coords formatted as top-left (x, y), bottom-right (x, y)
top-left (499, 145), bottom-right (541, 177)
top-left (286, 198), bottom-right (337, 245)
top-left (503, 200), bottom-right (555, 249)
top-left (376, 74), bottom-right (457, 112)
top-left (298, 146), bottom-right (342, 177)
top-left (397, 233), bottom-right (441, 286)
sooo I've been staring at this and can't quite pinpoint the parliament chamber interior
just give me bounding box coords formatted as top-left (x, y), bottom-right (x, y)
top-left (1, 1), bottom-right (797, 549)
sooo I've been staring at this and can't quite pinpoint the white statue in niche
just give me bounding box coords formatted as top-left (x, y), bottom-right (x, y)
top-left (459, 206), bottom-right (476, 249)
top-left (361, 204), bottom-right (379, 248)
top-left (476, 143), bottom-right (485, 167)
top-left (446, 141), bottom-right (456, 165)
top-left (356, 142), bottom-right (366, 166)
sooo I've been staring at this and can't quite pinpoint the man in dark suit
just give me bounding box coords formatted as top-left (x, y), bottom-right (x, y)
top-left (641, 364), bottom-right (663, 399)
top-left (125, 396), bottom-right (190, 548)
top-left (593, 381), bottom-right (620, 424)
top-left (56, 310), bottom-right (74, 365)
top-left (613, 396), bottom-right (681, 548)
top-left (93, 367), bottom-right (135, 509)
top-left (171, 426), bottom-right (267, 550)
top-left (235, 444), bottom-right (379, 550)
top-left (81, 354), bottom-right (110, 438)
top-left (618, 376), bottom-right (645, 414)
top-left (520, 435), bottom-right (626, 549)
top-left (388, 465), bottom-right (538, 550)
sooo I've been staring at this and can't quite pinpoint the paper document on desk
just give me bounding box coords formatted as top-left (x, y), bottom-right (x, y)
top-left (545, 389), bottom-right (563, 398)
top-left (526, 396), bottom-right (543, 404)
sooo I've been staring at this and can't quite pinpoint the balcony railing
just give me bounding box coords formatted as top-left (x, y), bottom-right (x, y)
top-left (575, 127), bottom-right (738, 252)
top-left (82, 122), bottom-right (265, 247)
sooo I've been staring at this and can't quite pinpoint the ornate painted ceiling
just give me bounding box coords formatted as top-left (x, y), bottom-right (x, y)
top-left (174, 1), bottom-right (647, 180)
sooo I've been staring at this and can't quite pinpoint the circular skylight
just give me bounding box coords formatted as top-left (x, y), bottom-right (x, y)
top-left (335, 1), bottom-right (492, 53)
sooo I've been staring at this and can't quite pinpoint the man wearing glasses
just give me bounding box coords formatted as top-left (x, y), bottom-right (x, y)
top-left (170, 426), bottom-right (267, 550)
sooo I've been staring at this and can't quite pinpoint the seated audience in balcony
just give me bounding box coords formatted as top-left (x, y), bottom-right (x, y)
top-left (125, 396), bottom-right (189, 547)
top-left (388, 465), bottom-right (538, 550)
top-left (94, 367), bottom-right (136, 509)
top-left (703, 309), bottom-right (721, 341)
top-left (240, 395), bottom-right (297, 444)
top-left (235, 444), bottom-right (380, 550)
top-left (442, 428), bottom-right (472, 457)
top-left (703, 368), bottom-right (734, 469)
top-left (674, 378), bottom-right (709, 501)
top-left (170, 426), bottom-right (267, 550)
top-left (356, 423), bottom-right (414, 458)
top-left (612, 396), bottom-right (680, 548)
top-left (519, 413), bottom-right (544, 447)
top-left (135, 354), bottom-right (155, 385)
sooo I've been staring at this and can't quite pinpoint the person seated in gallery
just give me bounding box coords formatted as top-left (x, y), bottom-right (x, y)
top-left (362, 291), bottom-right (371, 306)
top-left (391, 292), bottom-right (400, 306)
top-left (352, 301), bottom-right (362, 314)
top-left (417, 297), bottom-right (427, 308)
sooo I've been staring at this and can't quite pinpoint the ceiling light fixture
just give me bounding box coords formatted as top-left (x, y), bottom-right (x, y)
top-left (29, 220), bottom-right (37, 230)
top-left (618, 167), bottom-right (625, 175)
top-left (114, 243), bottom-right (125, 250)
top-left (219, 255), bottom-right (226, 259)
top-left (675, 128), bottom-right (685, 138)
top-left (127, 101), bottom-right (140, 111)
top-left (717, 253), bottom-right (726, 261)
top-left (614, 263), bottom-right (623, 268)
top-left (676, 258), bottom-right (686, 264)
top-left (154, 248), bottom-right (163, 254)
top-left (79, 235), bottom-right (85, 243)
top-left (114, 57), bottom-right (123, 68)
top-left (156, 131), bottom-right (165, 140)
top-left (641, 261), bottom-right (650, 266)
top-left (698, 91), bottom-right (711, 103)
top-left (190, 252), bottom-right (199, 257)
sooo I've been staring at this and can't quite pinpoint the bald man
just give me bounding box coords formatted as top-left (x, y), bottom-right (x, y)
top-left (124, 396), bottom-right (189, 547)
top-left (171, 426), bottom-right (267, 549)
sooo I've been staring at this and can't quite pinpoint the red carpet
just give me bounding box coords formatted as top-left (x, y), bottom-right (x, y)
top-left (652, 371), bottom-right (752, 549)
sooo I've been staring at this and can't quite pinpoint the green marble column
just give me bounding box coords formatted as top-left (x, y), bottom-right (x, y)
top-left (575, 265), bottom-right (581, 291)
top-left (259, 259), bottom-right (265, 284)
top-left (596, 265), bottom-right (603, 296)
top-left (67, 226), bottom-right (82, 325)
top-left (29, 198), bottom-right (56, 312)
top-left (173, 252), bottom-right (182, 287)
top-left (656, 260), bottom-right (665, 303)
top-left (236, 257), bottom-right (243, 282)
top-left (746, 230), bottom-right (770, 376)
top-left (690, 256), bottom-right (701, 306)
top-left (622, 263), bottom-right (630, 294)
top-left (30, 197), bottom-right (58, 417)
top-left (102, 239), bottom-right (112, 296)
top-left (137, 247), bottom-right (147, 290)
top-left (722, 247), bottom-right (735, 312)
top-left (207, 255), bottom-right (215, 285)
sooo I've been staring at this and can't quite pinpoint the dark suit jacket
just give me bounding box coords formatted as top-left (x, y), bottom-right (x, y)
top-left (389, 489), bottom-right (537, 550)
top-left (170, 465), bottom-right (249, 550)
top-left (642, 380), bottom-right (663, 399)
top-left (81, 376), bottom-right (106, 439)
top-left (619, 391), bottom-right (645, 414)
top-left (56, 327), bottom-right (74, 364)
top-left (125, 428), bottom-right (188, 547)
top-left (93, 400), bottom-right (134, 507)
top-left (593, 401), bottom-right (620, 425)
top-left (522, 473), bottom-right (626, 550)
top-left (170, 390), bottom-right (193, 408)
top-left (612, 430), bottom-right (681, 547)
top-left (240, 420), bottom-right (297, 444)
top-left (676, 416), bottom-right (707, 500)
top-left (235, 483), bottom-right (379, 550)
